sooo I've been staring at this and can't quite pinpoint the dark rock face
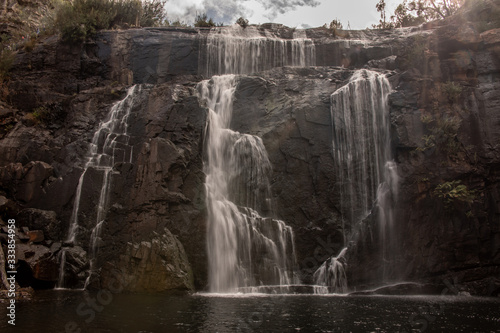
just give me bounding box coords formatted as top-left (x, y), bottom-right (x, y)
top-left (1, 1), bottom-right (500, 296)
top-left (92, 83), bottom-right (206, 290)
top-left (1, 55), bottom-right (206, 291)
top-left (101, 228), bottom-right (194, 292)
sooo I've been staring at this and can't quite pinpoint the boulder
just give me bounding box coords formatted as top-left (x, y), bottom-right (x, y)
top-left (17, 208), bottom-right (60, 240)
top-left (0, 161), bottom-right (53, 204)
top-left (101, 228), bottom-right (194, 292)
top-left (27, 230), bottom-right (44, 243)
top-left (15, 243), bottom-right (58, 282)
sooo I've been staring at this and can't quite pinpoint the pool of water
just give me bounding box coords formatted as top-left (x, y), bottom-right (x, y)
top-left (1, 290), bottom-right (499, 332)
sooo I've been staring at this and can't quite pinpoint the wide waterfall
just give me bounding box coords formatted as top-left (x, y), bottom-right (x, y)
top-left (203, 25), bottom-right (316, 76)
top-left (314, 69), bottom-right (398, 291)
top-left (199, 75), bottom-right (299, 293)
top-left (56, 85), bottom-right (140, 289)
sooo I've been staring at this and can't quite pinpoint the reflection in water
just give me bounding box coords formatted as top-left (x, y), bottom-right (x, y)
top-left (1, 291), bottom-right (499, 332)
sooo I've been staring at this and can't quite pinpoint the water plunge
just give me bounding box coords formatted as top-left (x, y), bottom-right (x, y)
top-left (199, 75), bottom-right (299, 293)
top-left (313, 247), bottom-right (348, 294)
top-left (57, 85), bottom-right (140, 289)
top-left (314, 69), bottom-right (398, 291)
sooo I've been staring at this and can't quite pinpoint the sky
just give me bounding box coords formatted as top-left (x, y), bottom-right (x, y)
top-left (165, 0), bottom-right (402, 29)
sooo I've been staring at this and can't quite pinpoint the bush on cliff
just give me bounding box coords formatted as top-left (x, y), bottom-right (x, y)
top-left (0, 49), bottom-right (14, 83)
top-left (194, 13), bottom-right (221, 27)
top-left (53, 0), bottom-right (167, 43)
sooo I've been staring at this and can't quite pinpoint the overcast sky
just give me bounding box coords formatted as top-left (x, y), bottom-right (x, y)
top-left (166, 0), bottom-right (402, 29)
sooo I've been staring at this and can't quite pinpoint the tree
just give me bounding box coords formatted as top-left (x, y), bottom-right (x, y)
top-left (236, 17), bottom-right (249, 28)
top-left (391, 1), bottom-right (425, 27)
top-left (328, 19), bottom-right (343, 30)
top-left (374, 0), bottom-right (393, 29)
top-left (140, 0), bottom-right (168, 27)
top-left (421, 0), bottom-right (464, 19)
top-left (194, 13), bottom-right (216, 27)
top-left (374, 0), bottom-right (464, 29)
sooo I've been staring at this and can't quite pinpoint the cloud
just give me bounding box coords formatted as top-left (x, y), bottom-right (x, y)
top-left (204, 0), bottom-right (251, 24)
top-left (255, 0), bottom-right (320, 20)
top-left (164, 0), bottom-right (320, 25)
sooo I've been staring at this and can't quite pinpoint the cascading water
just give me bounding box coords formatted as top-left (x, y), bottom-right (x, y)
top-left (313, 247), bottom-right (348, 294)
top-left (199, 25), bottom-right (317, 293)
top-left (204, 25), bottom-right (316, 76)
top-left (313, 69), bottom-right (398, 292)
top-left (199, 75), bottom-right (299, 293)
top-left (56, 85), bottom-right (140, 289)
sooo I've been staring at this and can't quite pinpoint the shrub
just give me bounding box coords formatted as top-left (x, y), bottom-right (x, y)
top-left (53, 0), bottom-right (168, 43)
top-left (0, 49), bottom-right (14, 82)
top-left (23, 38), bottom-right (37, 52)
top-left (170, 20), bottom-right (189, 27)
top-left (236, 17), bottom-right (249, 28)
top-left (140, 0), bottom-right (168, 27)
top-left (433, 180), bottom-right (476, 207)
top-left (416, 113), bottom-right (462, 155)
top-left (327, 19), bottom-right (343, 30)
top-left (442, 81), bottom-right (462, 104)
top-left (32, 106), bottom-right (50, 123)
top-left (194, 13), bottom-right (216, 27)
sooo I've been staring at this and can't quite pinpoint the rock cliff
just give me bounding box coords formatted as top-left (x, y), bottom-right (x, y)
top-left (0, 0), bottom-right (499, 295)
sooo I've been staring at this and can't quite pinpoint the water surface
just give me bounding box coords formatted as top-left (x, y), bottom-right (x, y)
top-left (1, 291), bottom-right (499, 332)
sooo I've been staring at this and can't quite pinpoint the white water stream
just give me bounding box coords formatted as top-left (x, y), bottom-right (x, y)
top-left (57, 85), bottom-right (140, 289)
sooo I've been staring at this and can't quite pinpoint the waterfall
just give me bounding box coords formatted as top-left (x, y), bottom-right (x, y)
top-left (313, 247), bottom-right (348, 294)
top-left (331, 69), bottom-right (395, 233)
top-left (314, 69), bottom-right (398, 292)
top-left (56, 85), bottom-right (140, 289)
top-left (203, 25), bottom-right (316, 76)
top-left (199, 75), bottom-right (299, 293)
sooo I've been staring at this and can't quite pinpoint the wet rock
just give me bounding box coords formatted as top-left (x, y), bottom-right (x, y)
top-left (27, 230), bottom-right (44, 243)
top-left (15, 243), bottom-right (58, 282)
top-left (0, 161), bottom-right (53, 204)
top-left (57, 246), bottom-right (89, 289)
top-left (366, 55), bottom-right (397, 70)
top-left (0, 196), bottom-right (7, 208)
top-left (101, 228), bottom-right (194, 292)
top-left (49, 242), bottom-right (61, 253)
top-left (480, 28), bottom-right (500, 45)
top-left (17, 208), bottom-right (60, 240)
top-left (18, 232), bottom-right (30, 241)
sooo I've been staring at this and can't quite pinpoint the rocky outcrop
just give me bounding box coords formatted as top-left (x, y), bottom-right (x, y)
top-left (101, 229), bottom-right (194, 292)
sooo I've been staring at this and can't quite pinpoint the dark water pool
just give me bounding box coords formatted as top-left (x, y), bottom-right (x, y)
top-left (1, 290), bottom-right (499, 332)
